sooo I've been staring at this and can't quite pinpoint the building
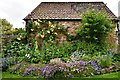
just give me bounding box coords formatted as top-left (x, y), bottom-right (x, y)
top-left (24, 2), bottom-right (119, 51)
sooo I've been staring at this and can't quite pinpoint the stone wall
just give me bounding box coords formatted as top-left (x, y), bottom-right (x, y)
top-left (54, 21), bottom-right (81, 43)
top-left (118, 32), bottom-right (120, 53)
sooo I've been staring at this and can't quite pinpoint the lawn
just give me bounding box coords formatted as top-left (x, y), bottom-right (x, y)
top-left (1, 71), bottom-right (119, 79)
top-left (1, 72), bottom-right (38, 79)
top-left (89, 71), bottom-right (120, 78)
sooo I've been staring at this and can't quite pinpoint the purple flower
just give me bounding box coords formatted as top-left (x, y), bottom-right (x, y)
top-left (24, 66), bottom-right (34, 76)
top-left (90, 60), bottom-right (101, 73)
top-left (40, 65), bottom-right (56, 78)
top-left (79, 61), bottom-right (86, 66)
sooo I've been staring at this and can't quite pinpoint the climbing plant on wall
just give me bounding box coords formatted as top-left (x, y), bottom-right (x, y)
top-left (26, 19), bottom-right (68, 48)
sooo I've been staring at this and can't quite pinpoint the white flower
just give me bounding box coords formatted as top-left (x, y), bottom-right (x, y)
top-left (40, 35), bottom-right (44, 38)
top-left (17, 37), bottom-right (21, 40)
top-left (47, 30), bottom-right (50, 33)
top-left (48, 21), bottom-right (52, 26)
top-left (58, 27), bottom-right (61, 29)
top-left (25, 54), bottom-right (30, 58)
top-left (51, 25), bottom-right (55, 28)
top-left (50, 28), bottom-right (54, 32)
top-left (54, 32), bottom-right (57, 35)
top-left (31, 29), bottom-right (34, 31)
top-left (38, 19), bottom-right (42, 22)
top-left (34, 21), bottom-right (39, 26)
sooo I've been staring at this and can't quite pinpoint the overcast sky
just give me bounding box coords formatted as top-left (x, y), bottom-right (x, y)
top-left (0, 0), bottom-right (119, 28)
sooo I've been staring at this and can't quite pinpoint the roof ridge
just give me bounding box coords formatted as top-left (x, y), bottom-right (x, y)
top-left (41, 2), bottom-right (104, 3)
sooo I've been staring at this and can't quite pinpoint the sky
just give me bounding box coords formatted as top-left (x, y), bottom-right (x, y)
top-left (0, 0), bottom-right (119, 28)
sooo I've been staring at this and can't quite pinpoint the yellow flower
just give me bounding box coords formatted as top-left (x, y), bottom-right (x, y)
top-left (17, 37), bottom-right (21, 40)
top-left (47, 30), bottom-right (50, 33)
top-left (51, 25), bottom-right (55, 28)
top-left (50, 28), bottom-right (54, 32)
top-left (20, 35), bottom-right (22, 38)
top-left (34, 21), bottom-right (39, 26)
top-left (48, 21), bottom-right (52, 26)
top-left (40, 35), bottom-right (44, 38)
top-left (38, 19), bottom-right (42, 22)
top-left (31, 29), bottom-right (34, 31)
top-left (58, 27), bottom-right (61, 29)
top-left (54, 32), bottom-right (57, 35)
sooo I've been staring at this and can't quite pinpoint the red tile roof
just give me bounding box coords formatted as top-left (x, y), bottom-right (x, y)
top-left (24, 2), bottom-right (117, 20)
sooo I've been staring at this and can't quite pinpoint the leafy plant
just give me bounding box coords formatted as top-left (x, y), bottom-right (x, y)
top-left (39, 41), bottom-right (73, 63)
top-left (98, 54), bottom-right (113, 68)
top-left (112, 54), bottom-right (120, 62)
top-left (71, 41), bottom-right (108, 56)
top-left (13, 28), bottom-right (26, 35)
top-left (76, 9), bottom-right (114, 45)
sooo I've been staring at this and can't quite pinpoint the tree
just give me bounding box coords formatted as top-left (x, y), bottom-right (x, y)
top-left (0, 19), bottom-right (13, 34)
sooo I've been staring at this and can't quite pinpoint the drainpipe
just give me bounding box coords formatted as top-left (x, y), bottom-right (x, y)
top-left (118, 1), bottom-right (120, 32)
top-left (118, 1), bottom-right (120, 53)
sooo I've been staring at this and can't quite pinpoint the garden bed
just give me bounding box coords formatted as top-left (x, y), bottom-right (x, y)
top-left (1, 10), bottom-right (120, 80)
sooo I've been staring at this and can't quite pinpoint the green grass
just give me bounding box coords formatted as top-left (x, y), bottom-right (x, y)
top-left (1, 72), bottom-right (38, 78)
top-left (1, 71), bottom-right (120, 79)
top-left (89, 72), bottom-right (120, 78)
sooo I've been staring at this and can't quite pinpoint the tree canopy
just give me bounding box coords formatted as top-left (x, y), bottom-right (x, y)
top-left (0, 19), bottom-right (13, 34)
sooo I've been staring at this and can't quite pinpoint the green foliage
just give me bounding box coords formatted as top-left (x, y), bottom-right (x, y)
top-left (98, 54), bottom-right (113, 68)
top-left (13, 28), bottom-right (26, 35)
top-left (71, 41), bottom-right (108, 56)
top-left (39, 42), bottom-right (73, 63)
top-left (0, 19), bottom-right (14, 34)
top-left (2, 41), bottom-right (26, 58)
top-left (2, 40), bottom-right (40, 64)
top-left (0, 19), bottom-right (15, 47)
top-left (16, 32), bottom-right (27, 43)
top-left (112, 54), bottom-right (120, 62)
top-left (76, 10), bottom-right (113, 45)
top-left (24, 41), bottom-right (41, 63)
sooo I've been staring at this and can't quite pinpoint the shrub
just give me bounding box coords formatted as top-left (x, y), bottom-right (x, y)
top-left (0, 19), bottom-right (13, 35)
top-left (76, 9), bottom-right (114, 45)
